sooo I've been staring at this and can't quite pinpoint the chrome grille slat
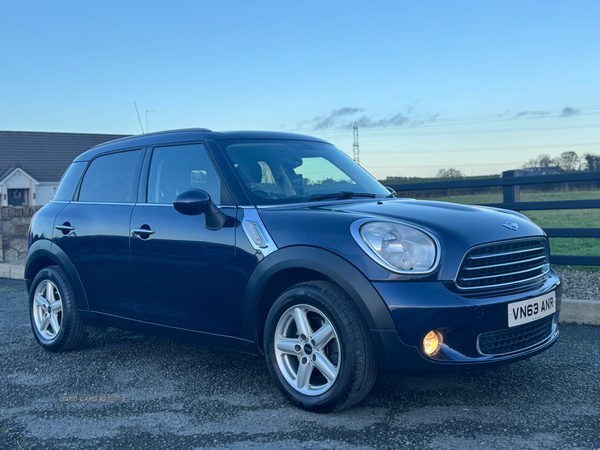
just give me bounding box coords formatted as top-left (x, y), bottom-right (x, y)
top-left (458, 269), bottom-right (550, 290)
top-left (468, 246), bottom-right (545, 260)
top-left (456, 238), bottom-right (550, 291)
top-left (464, 255), bottom-right (546, 271)
top-left (461, 263), bottom-right (549, 281)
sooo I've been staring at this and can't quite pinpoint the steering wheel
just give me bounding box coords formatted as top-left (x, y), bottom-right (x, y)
top-left (252, 189), bottom-right (278, 199)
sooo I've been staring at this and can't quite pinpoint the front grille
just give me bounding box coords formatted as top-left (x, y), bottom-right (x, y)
top-left (456, 238), bottom-right (550, 291)
top-left (477, 316), bottom-right (554, 356)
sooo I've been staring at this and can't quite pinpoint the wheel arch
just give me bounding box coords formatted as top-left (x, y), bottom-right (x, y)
top-left (25, 239), bottom-right (89, 310)
top-left (242, 246), bottom-right (396, 351)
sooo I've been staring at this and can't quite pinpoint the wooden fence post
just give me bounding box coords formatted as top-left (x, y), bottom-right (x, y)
top-left (502, 170), bottom-right (521, 203)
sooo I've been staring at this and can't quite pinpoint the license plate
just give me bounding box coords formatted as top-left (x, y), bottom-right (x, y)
top-left (508, 291), bottom-right (556, 327)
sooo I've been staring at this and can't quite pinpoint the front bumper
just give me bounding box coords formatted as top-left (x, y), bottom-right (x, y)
top-left (370, 270), bottom-right (561, 373)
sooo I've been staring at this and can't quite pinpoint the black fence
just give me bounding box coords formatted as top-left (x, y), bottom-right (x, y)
top-left (384, 171), bottom-right (600, 266)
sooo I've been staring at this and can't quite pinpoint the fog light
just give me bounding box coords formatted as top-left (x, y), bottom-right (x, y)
top-left (423, 331), bottom-right (439, 355)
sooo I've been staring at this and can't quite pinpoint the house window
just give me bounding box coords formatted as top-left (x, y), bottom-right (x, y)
top-left (8, 189), bottom-right (28, 206)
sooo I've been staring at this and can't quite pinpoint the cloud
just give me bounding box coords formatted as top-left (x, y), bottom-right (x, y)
top-left (513, 107), bottom-right (581, 119)
top-left (311, 107), bottom-right (364, 130)
top-left (513, 110), bottom-right (550, 118)
top-left (298, 104), bottom-right (583, 132)
top-left (354, 113), bottom-right (409, 128)
top-left (302, 107), bottom-right (432, 131)
top-left (560, 106), bottom-right (580, 117)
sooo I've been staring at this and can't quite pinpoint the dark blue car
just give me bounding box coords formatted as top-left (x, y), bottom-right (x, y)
top-left (26, 129), bottom-right (561, 412)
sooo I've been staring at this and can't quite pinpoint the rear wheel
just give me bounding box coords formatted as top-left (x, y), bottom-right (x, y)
top-left (29, 266), bottom-right (88, 352)
top-left (264, 281), bottom-right (377, 412)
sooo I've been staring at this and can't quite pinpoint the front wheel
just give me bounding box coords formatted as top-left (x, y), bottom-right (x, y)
top-left (264, 281), bottom-right (377, 412)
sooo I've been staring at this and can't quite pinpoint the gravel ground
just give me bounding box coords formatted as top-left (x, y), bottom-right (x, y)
top-left (553, 267), bottom-right (600, 301)
top-left (1, 279), bottom-right (600, 450)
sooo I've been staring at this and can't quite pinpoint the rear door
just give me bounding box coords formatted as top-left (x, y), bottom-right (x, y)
top-left (129, 142), bottom-right (238, 335)
top-left (52, 148), bottom-right (144, 316)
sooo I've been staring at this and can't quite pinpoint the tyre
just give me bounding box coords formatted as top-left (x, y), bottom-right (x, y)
top-left (29, 265), bottom-right (88, 352)
top-left (264, 281), bottom-right (377, 412)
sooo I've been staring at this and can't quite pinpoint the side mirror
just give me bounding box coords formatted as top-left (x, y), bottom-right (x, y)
top-left (173, 189), bottom-right (226, 231)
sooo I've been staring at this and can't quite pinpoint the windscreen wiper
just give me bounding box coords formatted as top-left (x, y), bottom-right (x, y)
top-left (307, 191), bottom-right (377, 202)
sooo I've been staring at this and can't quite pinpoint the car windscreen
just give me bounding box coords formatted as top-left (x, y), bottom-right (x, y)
top-left (218, 139), bottom-right (389, 205)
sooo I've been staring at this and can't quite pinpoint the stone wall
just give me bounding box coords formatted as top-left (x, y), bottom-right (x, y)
top-left (0, 206), bottom-right (43, 262)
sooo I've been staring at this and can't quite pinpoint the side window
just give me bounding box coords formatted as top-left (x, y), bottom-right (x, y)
top-left (78, 150), bottom-right (141, 203)
top-left (147, 143), bottom-right (221, 204)
top-left (53, 161), bottom-right (86, 201)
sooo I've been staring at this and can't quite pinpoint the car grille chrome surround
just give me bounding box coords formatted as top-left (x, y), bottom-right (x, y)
top-left (477, 316), bottom-right (554, 356)
top-left (456, 238), bottom-right (550, 291)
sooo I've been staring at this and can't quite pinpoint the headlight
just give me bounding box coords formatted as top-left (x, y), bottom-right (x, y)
top-left (352, 220), bottom-right (439, 273)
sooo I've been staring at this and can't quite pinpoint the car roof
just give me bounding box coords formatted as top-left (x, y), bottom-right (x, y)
top-left (74, 129), bottom-right (331, 162)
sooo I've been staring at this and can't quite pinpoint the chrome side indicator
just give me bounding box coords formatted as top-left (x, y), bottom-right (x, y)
top-left (241, 208), bottom-right (278, 256)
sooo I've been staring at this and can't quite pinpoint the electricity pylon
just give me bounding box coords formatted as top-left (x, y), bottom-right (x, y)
top-left (352, 122), bottom-right (360, 164)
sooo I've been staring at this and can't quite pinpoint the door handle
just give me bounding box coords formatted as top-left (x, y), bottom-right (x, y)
top-left (55, 224), bottom-right (75, 233)
top-left (132, 228), bottom-right (155, 236)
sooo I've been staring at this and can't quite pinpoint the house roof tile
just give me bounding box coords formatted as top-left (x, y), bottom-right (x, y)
top-left (0, 131), bottom-right (129, 183)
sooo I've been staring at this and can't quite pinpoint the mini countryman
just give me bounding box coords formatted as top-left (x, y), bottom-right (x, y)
top-left (26, 129), bottom-right (561, 412)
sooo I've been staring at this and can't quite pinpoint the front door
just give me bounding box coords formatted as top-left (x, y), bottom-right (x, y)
top-left (130, 143), bottom-right (238, 335)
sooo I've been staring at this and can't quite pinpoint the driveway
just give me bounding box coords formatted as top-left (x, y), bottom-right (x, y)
top-left (1, 279), bottom-right (599, 449)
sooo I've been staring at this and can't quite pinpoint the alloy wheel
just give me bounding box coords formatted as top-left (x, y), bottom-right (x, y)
top-left (274, 304), bottom-right (341, 396)
top-left (32, 280), bottom-right (63, 341)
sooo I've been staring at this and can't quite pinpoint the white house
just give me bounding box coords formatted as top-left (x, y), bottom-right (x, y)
top-left (0, 131), bottom-right (128, 206)
top-left (0, 167), bottom-right (54, 206)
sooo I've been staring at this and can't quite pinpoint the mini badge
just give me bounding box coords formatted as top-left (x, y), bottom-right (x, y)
top-left (502, 221), bottom-right (519, 231)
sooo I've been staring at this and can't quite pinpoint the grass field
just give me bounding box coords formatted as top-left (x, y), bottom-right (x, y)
top-left (414, 189), bottom-right (600, 270)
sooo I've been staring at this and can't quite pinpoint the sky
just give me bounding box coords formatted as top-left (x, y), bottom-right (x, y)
top-left (1, 0), bottom-right (599, 179)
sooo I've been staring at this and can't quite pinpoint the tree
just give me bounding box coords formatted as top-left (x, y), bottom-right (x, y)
top-left (558, 151), bottom-right (581, 172)
top-left (522, 154), bottom-right (559, 169)
top-left (583, 153), bottom-right (600, 172)
top-left (538, 154), bottom-right (559, 168)
top-left (522, 157), bottom-right (538, 169)
top-left (436, 168), bottom-right (464, 178)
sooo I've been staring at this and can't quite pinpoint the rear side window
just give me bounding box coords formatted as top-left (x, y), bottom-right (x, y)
top-left (147, 144), bottom-right (221, 204)
top-left (53, 162), bottom-right (86, 201)
top-left (78, 150), bottom-right (142, 203)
